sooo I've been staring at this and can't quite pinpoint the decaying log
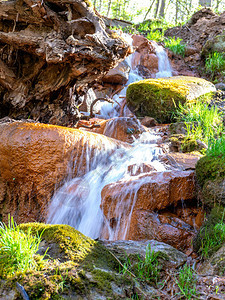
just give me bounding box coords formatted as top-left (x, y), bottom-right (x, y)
top-left (0, 0), bottom-right (131, 125)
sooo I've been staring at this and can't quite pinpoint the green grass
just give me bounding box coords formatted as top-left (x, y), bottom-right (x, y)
top-left (198, 208), bottom-right (225, 258)
top-left (176, 264), bottom-right (197, 299)
top-left (175, 100), bottom-right (223, 146)
top-left (207, 136), bottom-right (225, 157)
top-left (146, 30), bottom-right (164, 43)
top-left (121, 244), bottom-right (161, 285)
top-left (164, 37), bottom-right (186, 56)
top-left (136, 244), bottom-right (161, 284)
top-left (0, 216), bottom-right (44, 277)
top-left (200, 222), bottom-right (225, 258)
top-left (205, 52), bottom-right (225, 79)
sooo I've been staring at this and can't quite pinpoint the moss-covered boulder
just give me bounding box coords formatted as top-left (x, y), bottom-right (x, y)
top-left (199, 243), bottom-right (225, 276)
top-left (196, 154), bottom-right (225, 208)
top-left (202, 34), bottom-right (225, 56)
top-left (0, 223), bottom-right (159, 300)
top-left (126, 76), bottom-right (216, 123)
top-left (193, 206), bottom-right (225, 258)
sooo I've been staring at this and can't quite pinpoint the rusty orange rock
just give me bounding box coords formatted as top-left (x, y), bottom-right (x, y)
top-left (0, 121), bottom-right (125, 223)
top-left (101, 170), bottom-right (196, 217)
top-left (101, 170), bottom-right (196, 249)
top-left (128, 210), bottom-right (195, 251)
top-left (80, 117), bottom-right (148, 143)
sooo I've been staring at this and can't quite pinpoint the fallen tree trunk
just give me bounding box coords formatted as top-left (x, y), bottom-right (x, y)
top-left (0, 0), bottom-right (131, 125)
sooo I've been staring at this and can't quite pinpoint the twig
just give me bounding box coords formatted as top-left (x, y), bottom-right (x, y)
top-left (106, 249), bottom-right (136, 279)
top-left (16, 282), bottom-right (29, 300)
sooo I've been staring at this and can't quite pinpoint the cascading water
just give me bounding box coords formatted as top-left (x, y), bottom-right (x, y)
top-left (99, 36), bottom-right (172, 118)
top-left (47, 131), bottom-right (166, 239)
top-left (47, 34), bottom-right (173, 240)
top-left (155, 44), bottom-right (173, 78)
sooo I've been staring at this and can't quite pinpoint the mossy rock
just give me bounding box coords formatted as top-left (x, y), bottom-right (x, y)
top-left (201, 34), bottom-right (225, 56)
top-left (196, 155), bottom-right (225, 188)
top-left (1, 223), bottom-right (138, 300)
top-left (196, 154), bottom-right (225, 208)
top-left (201, 178), bottom-right (225, 208)
top-left (126, 76), bottom-right (216, 123)
top-left (199, 242), bottom-right (225, 276)
top-left (169, 133), bottom-right (207, 153)
top-left (193, 206), bottom-right (225, 257)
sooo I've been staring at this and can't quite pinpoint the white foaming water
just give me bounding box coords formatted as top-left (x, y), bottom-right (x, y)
top-left (47, 131), bottom-right (166, 239)
top-left (47, 35), bottom-right (173, 240)
top-left (155, 45), bottom-right (173, 78)
top-left (99, 56), bottom-right (142, 119)
top-left (100, 35), bottom-right (172, 119)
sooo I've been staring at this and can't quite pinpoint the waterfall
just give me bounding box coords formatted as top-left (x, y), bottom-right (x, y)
top-left (100, 37), bottom-right (172, 119)
top-left (155, 45), bottom-right (173, 78)
top-left (47, 35), bottom-right (173, 240)
top-left (47, 131), bottom-right (166, 239)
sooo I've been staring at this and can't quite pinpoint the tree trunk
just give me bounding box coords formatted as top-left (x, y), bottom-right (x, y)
top-left (159, 0), bottom-right (166, 18)
top-left (0, 0), bottom-right (131, 126)
top-left (144, 0), bottom-right (157, 21)
top-left (154, 0), bottom-right (161, 18)
top-left (175, 0), bottom-right (179, 23)
top-left (107, 0), bottom-right (112, 16)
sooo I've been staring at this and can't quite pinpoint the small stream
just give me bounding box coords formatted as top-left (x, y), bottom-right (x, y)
top-left (47, 35), bottom-right (174, 240)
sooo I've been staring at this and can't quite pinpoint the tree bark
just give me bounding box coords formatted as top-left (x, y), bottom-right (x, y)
top-left (159, 0), bottom-right (166, 18)
top-left (143, 0), bottom-right (157, 21)
top-left (0, 0), bottom-right (131, 125)
top-left (107, 0), bottom-right (112, 16)
top-left (154, 0), bottom-right (161, 18)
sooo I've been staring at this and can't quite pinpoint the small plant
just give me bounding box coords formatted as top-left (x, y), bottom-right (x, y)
top-left (0, 215), bottom-right (44, 277)
top-left (136, 244), bottom-right (161, 284)
top-left (176, 264), bottom-right (197, 299)
top-left (207, 136), bottom-right (225, 157)
top-left (164, 37), bottom-right (186, 56)
top-left (205, 52), bottom-right (225, 79)
top-left (175, 100), bottom-right (223, 146)
top-left (199, 209), bottom-right (225, 258)
top-left (120, 244), bottom-right (161, 285)
top-left (146, 30), bottom-right (164, 43)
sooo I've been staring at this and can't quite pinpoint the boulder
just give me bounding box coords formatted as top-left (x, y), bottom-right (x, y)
top-left (131, 35), bottom-right (158, 75)
top-left (102, 170), bottom-right (196, 217)
top-left (196, 154), bottom-right (225, 208)
top-left (160, 152), bottom-right (201, 171)
top-left (104, 240), bottom-right (187, 268)
top-left (0, 121), bottom-right (126, 223)
top-left (202, 34), bottom-right (225, 56)
top-left (102, 60), bottom-right (130, 84)
top-left (80, 117), bottom-right (148, 143)
top-left (101, 170), bottom-right (197, 249)
top-left (140, 116), bottom-right (157, 127)
top-left (126, 76), bottom-right (216, 123)
top-left (198, 243), bottom-right (225, 276)
top-left (0, 223), bottom-right (151, 299)
top-left (127, 210), bottom-right (196, 251)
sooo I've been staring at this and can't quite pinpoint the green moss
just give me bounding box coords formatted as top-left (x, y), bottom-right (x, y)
top-left (193, 206), bottom-right (225, 257)
top-left (2, 223), bottom-right (134, 299)
top-left (91, 269), bottom-right (115, 292)
top-left (182, 138), bottom-right (199, 153)
top-left (196, 155), bottom-right (225, 187)
top-left (19, 223), bottom-right (96, 262)
top-left (126, 76), bottom-right (215, 123)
